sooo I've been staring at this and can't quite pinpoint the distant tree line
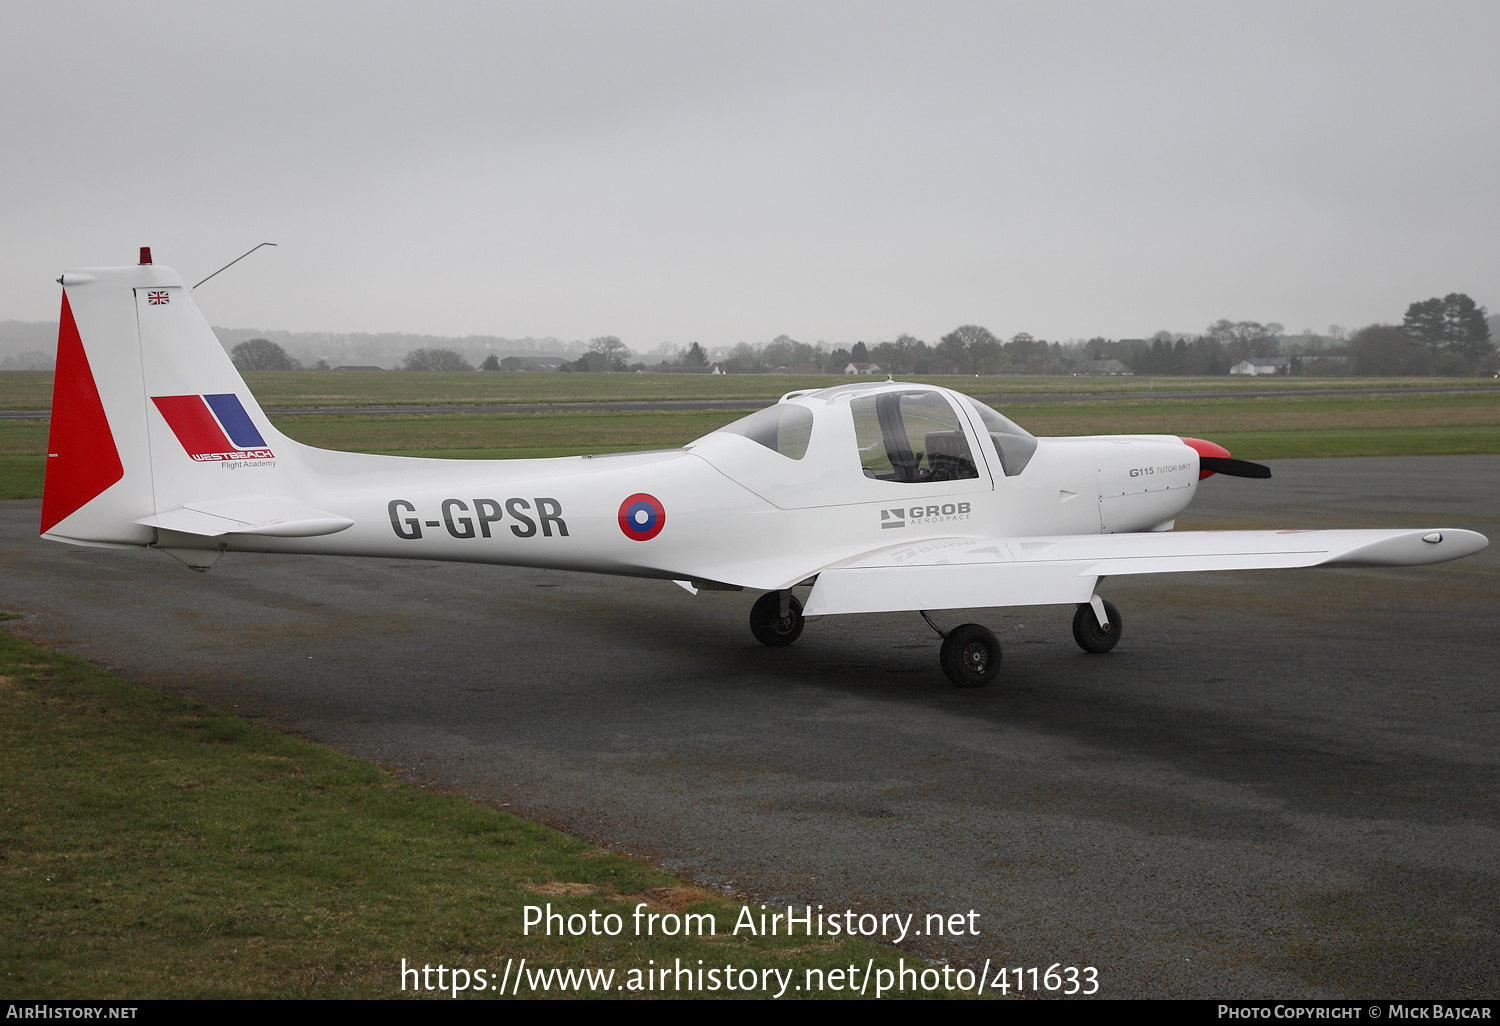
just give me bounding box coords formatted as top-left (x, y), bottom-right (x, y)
top-left (226, 293), bottom-right (1495, 378)
top-left (1124, 295), bottom-right (1495, 377)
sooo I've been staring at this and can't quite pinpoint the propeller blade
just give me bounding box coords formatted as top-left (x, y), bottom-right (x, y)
top-left (1199, 456), bottom-right (1272, 479)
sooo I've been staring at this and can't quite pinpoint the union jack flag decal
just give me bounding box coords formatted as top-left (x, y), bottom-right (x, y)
top-left (147, 291), bottom-right (170, 305)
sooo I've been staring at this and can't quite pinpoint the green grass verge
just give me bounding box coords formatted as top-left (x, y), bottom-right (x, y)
top-left (6, 369), bottom-right (1497, 411)
top-left (0, 627), bottom-right (939, 999)
top-left (1003, 391), bottom-right (1500, 439)
top-left (0, 371), bottom-right (54, 411)
top-left (1194, 424), bottom-right (1500, 460)
top-left (0, 455), bottom-right (44, 500)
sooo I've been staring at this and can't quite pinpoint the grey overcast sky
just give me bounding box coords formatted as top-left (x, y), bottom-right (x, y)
top-left (2, 1), bottom-right (1497, 347)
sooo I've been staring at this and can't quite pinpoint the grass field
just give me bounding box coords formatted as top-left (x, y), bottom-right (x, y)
top-left (0, 622), bottom-right (943, 999)
top-left (3, 368), bottom-right (1497, 412)
top-left (4, 391), bottom-right (1499, 501)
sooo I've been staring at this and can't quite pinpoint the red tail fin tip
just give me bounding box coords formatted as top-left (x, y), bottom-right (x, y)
top-left (40, 293), bottom-right (125, 534)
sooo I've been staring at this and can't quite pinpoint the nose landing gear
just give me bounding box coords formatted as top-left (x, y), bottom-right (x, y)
top-left (1072, 597), bottom-right (1122, 653)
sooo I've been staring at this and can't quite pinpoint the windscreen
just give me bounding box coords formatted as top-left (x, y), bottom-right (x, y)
top-left (961, 397), bottom-right (1037, 476)
top-left (715, 404), bottom-right (815, 459)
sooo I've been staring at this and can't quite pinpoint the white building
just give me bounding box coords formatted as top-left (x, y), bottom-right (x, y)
top-left (1230, 358), bottom-right (1291, 376)
top-left (844, 362), bottom-right (883, 375)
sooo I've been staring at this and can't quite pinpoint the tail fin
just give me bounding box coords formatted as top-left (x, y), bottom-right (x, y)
top-left (43, 254), bottom-right (341, 553)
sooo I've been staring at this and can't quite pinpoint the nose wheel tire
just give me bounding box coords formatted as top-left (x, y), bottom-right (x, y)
top-left (939, 623), bottom-right (1002, 687)
top-left (750, 592), bottom-right (805, 647)
top-left (1072, 599), bottom-right (1122, 654)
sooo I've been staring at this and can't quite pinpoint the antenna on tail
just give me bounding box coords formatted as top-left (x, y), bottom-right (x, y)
top-left (192, 242), bottom-right (278, 290)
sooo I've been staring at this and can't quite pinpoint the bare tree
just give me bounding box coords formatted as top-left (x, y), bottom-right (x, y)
top-left (587, 335), bottom-right (631, 370)
top-left (724, 341), bottom-right (766, 374)
top-left (938, 325), bottom-right (1001, 374)
top-left (231, 338), bottom-right (300, 371)
top-left (403, 347), bottom-right (473, 371)
top-left (1352, 324), bottom-right (1432, 375)
top-left (1202, 320), bottom-right (1276, 361)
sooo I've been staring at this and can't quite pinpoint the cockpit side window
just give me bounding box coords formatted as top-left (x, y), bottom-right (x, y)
top-left (715, 403), bottom-right (815, 459)
top-left (850, 391), bottom-right (979, 483)
top-left (961, 397), bottom-right (1038, 476)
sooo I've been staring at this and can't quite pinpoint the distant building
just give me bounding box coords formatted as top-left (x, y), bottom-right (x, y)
top-left (333, 365), bottom-right (383, 371)
top-left (1074, 359), bottom-right (1134, 376)
top-left (1230, 358), bottom-right (1291, 376)
top-left (844, 362), bottom-right (883, 375)
top-left (500, 356), bottom-right (567, 372)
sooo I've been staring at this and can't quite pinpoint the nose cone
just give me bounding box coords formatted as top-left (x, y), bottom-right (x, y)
top-left (1181, 437), bottom-right (1230, 479)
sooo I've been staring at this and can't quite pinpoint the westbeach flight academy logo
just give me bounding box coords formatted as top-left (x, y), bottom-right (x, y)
top-left (619, 493), bottom-right (666, 541)
top-left (152, 393), bottom-right (275, 461)
top-left (880, 503), bottom-right (972, 529)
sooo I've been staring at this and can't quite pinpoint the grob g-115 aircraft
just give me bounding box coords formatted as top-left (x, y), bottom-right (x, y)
top-left (41, 251), bottom-right (1489, 686)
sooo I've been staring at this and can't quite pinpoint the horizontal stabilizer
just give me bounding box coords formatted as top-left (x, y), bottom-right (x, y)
top-left (136, 498), bottom-right (353, 538)
top-left (804, 528), bottom-right (1488, 615)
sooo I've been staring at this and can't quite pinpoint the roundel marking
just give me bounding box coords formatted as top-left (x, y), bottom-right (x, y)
top-left (618, 493), bottom-right (666, 541)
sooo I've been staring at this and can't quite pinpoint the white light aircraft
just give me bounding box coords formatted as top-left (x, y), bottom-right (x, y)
top-left (41, 251), bottom-right (1489, 686)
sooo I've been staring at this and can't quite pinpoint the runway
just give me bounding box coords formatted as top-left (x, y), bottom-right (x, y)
top-left (3, 455), bottom-right (1497, 998)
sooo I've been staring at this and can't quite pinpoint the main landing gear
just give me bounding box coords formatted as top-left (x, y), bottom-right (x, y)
top-left (916, 612), bottom-right (1001, 687)
top-left (749, 590), bottom-right (805, 646)
top-left (747, 591), bottom-right (1124, 687)
top-left (938, 623), bottom-right (1002, 688)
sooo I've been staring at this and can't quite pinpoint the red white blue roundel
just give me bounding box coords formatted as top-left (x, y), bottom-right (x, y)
top-left (618, 493), bottom-right (666, 541)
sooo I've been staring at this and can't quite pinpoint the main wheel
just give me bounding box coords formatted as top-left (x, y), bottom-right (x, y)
top-left (939, 623), bottom-right (1001, 687)
top-left (749, 592), bottom-right (804, 647)
top-left (1072, 599), bottom-right (1122, 654)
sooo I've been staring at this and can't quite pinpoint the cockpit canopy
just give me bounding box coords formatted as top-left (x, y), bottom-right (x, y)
top-left (696, 381), bottom-right (1037, 509)
top-left (710, 382), bottom-right (1036, 478)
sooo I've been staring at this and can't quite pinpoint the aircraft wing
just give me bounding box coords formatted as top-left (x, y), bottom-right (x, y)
top-left (802, 528), bottom-right (1489, 615)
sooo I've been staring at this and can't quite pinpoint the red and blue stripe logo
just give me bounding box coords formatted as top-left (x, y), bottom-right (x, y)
top-left (152, 393), bottom-right (274, 462)
top-left (618, 493), bottom-right (665, 541)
